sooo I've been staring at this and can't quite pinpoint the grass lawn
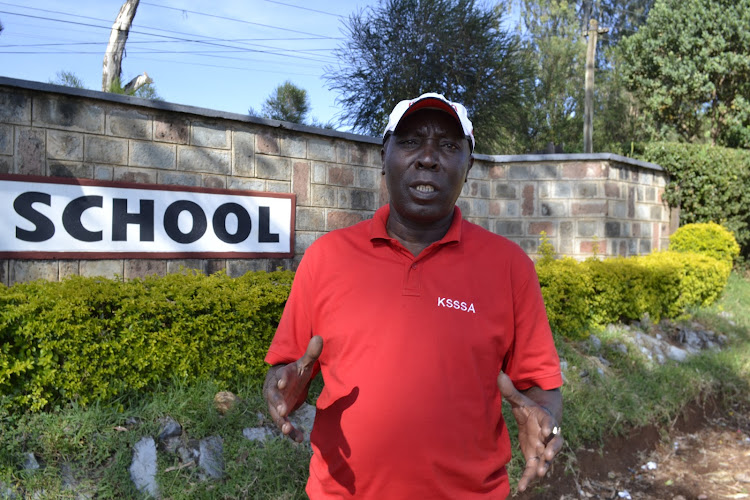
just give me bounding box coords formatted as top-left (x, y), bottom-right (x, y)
top-left (1, 272), bottom-right (749, 499)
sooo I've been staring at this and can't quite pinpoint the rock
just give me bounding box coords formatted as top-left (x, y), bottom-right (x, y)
top-left (23, 453), bottom-right (40, 471)
top-left (129, 437), bottom-right (159, 498)
top-left (198, 436), bottom-right (224, 479)
top-left (589, 335), bottom-right (602, 351)
top-left (177, 439), bottom-right (200, 465)
top-left (161, 436), bottom-right (182, 454)
top-left (243, 427), bottom-right (275, 443)
top-left (288, 403), bottom-right (316, 442)
top-left (125, 417), bottom-right (141, 427)
top-left (157, 417), bottom-right (182, 441)
top-left (0, 481), bottom-right (19, 499)
top-left (736, 472), bottom-right (750, 483)
top-left (665, 345), bottom-right (688, 363)
top-left (213, 391), bottom-right (239, 415)
top-left (612, 343), bottom-right (628, 355)
top-left (559, 359), bottom-right (568, 371)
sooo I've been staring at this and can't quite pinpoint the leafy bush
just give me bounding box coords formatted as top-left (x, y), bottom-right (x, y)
top-left (0, 270), bottom-right (293, 413)
top-left (536, 251), bottom-right (731, 339)
top-left (669, 222), bottom-right (741, 264)
top-left (638, 142), bottom-right (750, 258)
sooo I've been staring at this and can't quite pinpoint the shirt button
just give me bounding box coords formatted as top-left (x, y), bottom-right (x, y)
top-left (411, 263), bottom-right (417, 270)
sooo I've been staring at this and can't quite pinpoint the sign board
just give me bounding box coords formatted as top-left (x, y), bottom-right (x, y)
top-left (0, 175), bottom-right (295, 259)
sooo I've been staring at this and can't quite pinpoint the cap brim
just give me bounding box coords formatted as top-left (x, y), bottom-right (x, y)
top-left (399, 97), bottom-right (460, 125)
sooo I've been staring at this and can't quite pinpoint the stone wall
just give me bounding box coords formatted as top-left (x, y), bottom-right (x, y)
top-left (0, 77), bottom-right (674, 286)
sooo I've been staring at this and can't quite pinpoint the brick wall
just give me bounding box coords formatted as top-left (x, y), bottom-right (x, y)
top-left (0, 78), bottom-right (674, 286)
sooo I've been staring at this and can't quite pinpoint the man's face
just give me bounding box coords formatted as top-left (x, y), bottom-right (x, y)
top-left (381, 108), bottom-right (473, 227)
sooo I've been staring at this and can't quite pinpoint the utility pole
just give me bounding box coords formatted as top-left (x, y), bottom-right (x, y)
top-left (102, 0), bottom-right (140, 92)
top-left (583, 18), bottom-right (608, 153)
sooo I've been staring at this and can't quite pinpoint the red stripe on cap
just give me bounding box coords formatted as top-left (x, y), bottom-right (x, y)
top-left (404, 98), bottom-right (460, 121)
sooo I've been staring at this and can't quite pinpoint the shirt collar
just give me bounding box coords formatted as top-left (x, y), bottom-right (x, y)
top-left (370, 204), bottom-right (464, 246)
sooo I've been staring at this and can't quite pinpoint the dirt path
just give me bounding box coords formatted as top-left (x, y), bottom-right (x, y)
top-left (516, 400), bottom-right (750, 499)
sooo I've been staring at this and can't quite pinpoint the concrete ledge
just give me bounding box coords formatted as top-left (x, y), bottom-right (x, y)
top-left (475, 152), bottom-right (664, 172)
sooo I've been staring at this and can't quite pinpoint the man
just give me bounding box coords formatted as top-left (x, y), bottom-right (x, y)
top-left (264, 92), bottom-right (563, 499)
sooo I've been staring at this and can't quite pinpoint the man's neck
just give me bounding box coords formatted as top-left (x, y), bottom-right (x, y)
top-left (385, 206), bottom-right (455, 257)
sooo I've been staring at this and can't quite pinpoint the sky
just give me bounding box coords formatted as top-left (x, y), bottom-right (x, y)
top-left (0, 0), bottom-right (384, 131)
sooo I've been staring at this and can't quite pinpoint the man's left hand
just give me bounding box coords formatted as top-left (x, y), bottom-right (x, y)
top-left (497, 372), bottom-right (563, 492)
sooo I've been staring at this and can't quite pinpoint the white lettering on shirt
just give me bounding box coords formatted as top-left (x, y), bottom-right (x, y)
top-left (437, 296), bottom-right (476, 314)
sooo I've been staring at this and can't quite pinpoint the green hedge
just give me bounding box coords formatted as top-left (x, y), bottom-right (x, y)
top-left (639, 142), bottom-right (750, 258)
top-left (0, 270), bottom-right (293, 412)
top-left (537, 251), bottom-right (731, 340)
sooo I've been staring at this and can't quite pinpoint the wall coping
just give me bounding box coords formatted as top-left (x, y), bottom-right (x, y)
top-left (1, 76), bottom-right (663, 172)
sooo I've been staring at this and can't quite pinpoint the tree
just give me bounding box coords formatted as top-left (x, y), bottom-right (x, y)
top-left (260, 81), bottom-right (311, 124)
top-left (619, 0), bottom-right (750, 148)
top-left (49, 71), bottom-right (87, 89)
top-left (325, 0), bottom-right (530, 154)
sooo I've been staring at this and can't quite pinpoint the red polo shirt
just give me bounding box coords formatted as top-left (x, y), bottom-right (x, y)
top-left (265, 205), bottom-right (562, 499)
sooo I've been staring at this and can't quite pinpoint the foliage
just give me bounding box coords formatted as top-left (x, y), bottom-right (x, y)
top-left (325, 0), bottom-right (530, 154)
top-left (536, 249), bottom-right (731, 339)
top-left (639, 142), bottom-right (750, 258)
top-left (618, 0), bottom-right (750, 148)
top-left (0, 270), bottom-right (293, 413)
top-left (520, 0), bottom-right (586, 152)
top-left (261, 81), bottom-right (311, 124)
top-left (49, 71), bottom-right (86, 89)
top-left (105, 76), bottom-right (162, 100)
top-left (669, 222), bottom-right (741, 265)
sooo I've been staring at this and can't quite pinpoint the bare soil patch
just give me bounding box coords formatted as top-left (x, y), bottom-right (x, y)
top-left (516, 400), bottom-right (750, 499)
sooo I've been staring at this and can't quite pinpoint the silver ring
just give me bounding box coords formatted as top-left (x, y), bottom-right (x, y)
top-left (552, 426), bottom-right (560, 435)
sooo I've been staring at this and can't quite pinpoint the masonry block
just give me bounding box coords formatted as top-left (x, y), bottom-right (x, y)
top-left (292, 161), bottom-right (311, 205)
top-left (281, 133), bottom-right (307, 158)
top-left (560, 221), bottom-right (573, 238)
top-left (575, 182), bottom-right (598, 198)
top-left (650, 205), bottom-right (662, 220)
top-left (0, 124), bottom-right (14, 155)
top-left (94, 165), bottom-right (113, 180)
top-left (47, 130), bottom-right (83, 160)
top-left (519, 239), bottom-right (538, 254)
top-left (328, 165), bottom-right (355, 186)
top-left (312, 162), bottom-right (327, 183)
top-left (178, 146), bottom-right (230, 175)
top-left (130, 141), bottom-right (176, 169)
top-left (158, 171), bottom-right (201, 187)
top-left (124, 260), bottom-right (166, 279)
top-left (79, 260), bottom-right (123, 279)
top-left (562, 162), bottom-right (607, 179)
top-left (59, 261), bottom-right (79, 280)
top-left (255, 154), bottom-right (290, 181)
top-left (636, 205), bottom-right (650, 220)
top-left (205, 259), bottom-right (227, 275)
top-left (11, 260), bottom-right (59, 284)
top-left (553, 182), bottom-right (572, 198)
top-left (15, 128), bottom-right (45, 175)
top-left (84, 136), bottom-right (127, 164)
top-left (191, 122), bottom-right (230, 149)
top-left (107, 109), bottom-right (152, 139)
top-left (558, 237), bottom-right (573, 255)
top-left (228, 178), bottom-right (266, 192)
top-left (495, 221), bottom-right (522, 236)
top-left (202, 175), bottom-right (226, 189)
top-left (605, 222), bottom-right (621, 237)
top-left (1, 90), bottom-right (31, 125)
top-left (114, 167), bottom-right (158, 185)
top-left (167, 260), bottom-right (206, 274)
top-left (456, 199), bottom-right (471, 216)
top-left (339, 189), bottom-right (377, 210)
top-left (357, 167), bottom-right (379, 190)
top-left (489, 200), bottom-right (502, 216)
top-left (308, 137), bottom-right (337, 162)
top-left (577, 221), bottom-right (597, 237)
top-left (489, 165), bottom-right (506, 179)
top-left (33, 96), bottom-right (104, 133)
top-left (572, 201), bottom-right (607, 216)
top-left (296, 207), bottom-right (326, 231)
top-left (154, 116), bottom-right (189, 144)
top-left (522, 184), bottom-right (535, 216)
top-left (1, 260), bottom-right (9, 286)
top-left (541, 201), bottom-right (566, 217)
top-left (506, 201), bottom-right (519, 217)
top-left (227, 259), bottom-right (270, 277)
top-left (509, 164), bottom-right (558, 180)
top-left (528, 221), bottom-right (556, 236)
top-left (471, 198), bottom-right (490, 217)
top-left (464, 180), bottom-right (490, 198)
top-left (494, 183), bottom-right (517, 199)
top-left (49, 161), bottom-right (93, 178)
top-left (645, 187), bottom-right (656, 202)
top-left (0, 157), bottom-right (10, 174)
top-left (266, 180), bottom-right (291, 193)
top-left (639, 240), bottom-right (651, 254)
top-left (327, 210), bottom-right (366, 230)
top-left (256, 131), bottom-right (280, 155)
top-left (609, 200), bottom-right (627, 218)
top-left (294, 231), bottom-right (318, 254)
top-left (232, 130), bottom-right (255, 177)
top-left (348, 143), bottom-right (370, 166)
top-left (604, 182), bottom-right (620, 198)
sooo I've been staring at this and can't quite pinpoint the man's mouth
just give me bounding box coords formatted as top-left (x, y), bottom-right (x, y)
top-left (414, 184), bottom-right (435, 193)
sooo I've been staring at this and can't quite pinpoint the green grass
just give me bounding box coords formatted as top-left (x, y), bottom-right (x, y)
top-left (2, 273), bottom-right (749, 499)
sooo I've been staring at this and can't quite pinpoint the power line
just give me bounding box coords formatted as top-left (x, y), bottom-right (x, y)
top-left (259, 0), bottom-right (344, 18)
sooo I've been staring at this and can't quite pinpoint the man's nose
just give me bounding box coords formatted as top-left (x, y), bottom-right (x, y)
top-left (416, 140), bottom-right (439, 169)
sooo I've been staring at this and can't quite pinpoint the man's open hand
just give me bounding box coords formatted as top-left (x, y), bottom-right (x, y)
top-left (497, 371), bottom-right (563, 492)
top-left (263, 336), bottom-right (323, 442)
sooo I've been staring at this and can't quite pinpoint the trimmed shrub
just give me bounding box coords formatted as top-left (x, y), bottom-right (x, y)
top-left (639, 142), bottom-right (750, 258)
top-left (0, 270), bottom-right (294, 412)
top-left (669, 222), bottom-right (740, 265)
top-left (536, 257), bottom-right (593, 340)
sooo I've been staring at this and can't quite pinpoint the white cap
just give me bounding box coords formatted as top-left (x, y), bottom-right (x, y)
top-left (383, 92), bottom-right (475, 151)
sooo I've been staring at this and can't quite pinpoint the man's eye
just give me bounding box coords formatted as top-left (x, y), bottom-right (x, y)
top-left (442, 142), bottom-right (459, 150)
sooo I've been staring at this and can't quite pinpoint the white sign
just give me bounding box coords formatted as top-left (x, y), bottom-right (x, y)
top-left (0, 175), bottom-right (295, 258)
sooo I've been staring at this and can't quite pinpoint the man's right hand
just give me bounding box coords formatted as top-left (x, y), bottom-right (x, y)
top-left (263, 335), bottom-right (323, 442)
